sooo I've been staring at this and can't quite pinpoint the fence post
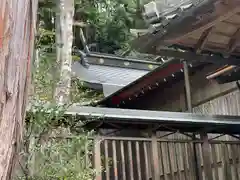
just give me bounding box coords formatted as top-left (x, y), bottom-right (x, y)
top-left (222, 143), bottom-right (232, 180)
top-left (200, 133), bottom-right (213, 180)
top-left (94, 135), bottom-right (102, 180)
top-left (193, 134), bottom-right (202, 180)
top-left (151, 133), bottom-right (160, 180)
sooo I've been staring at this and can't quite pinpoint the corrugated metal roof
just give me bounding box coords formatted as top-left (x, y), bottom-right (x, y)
top-left (67, 105), bottom-right (240, 134)
top-left (72, 61), bottom-right (149, 96)
top-left (89, 64), bottom-right (149, 86)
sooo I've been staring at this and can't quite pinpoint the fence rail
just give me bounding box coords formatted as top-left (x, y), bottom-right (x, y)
top-left (94, 136), bottom-right (240, 180)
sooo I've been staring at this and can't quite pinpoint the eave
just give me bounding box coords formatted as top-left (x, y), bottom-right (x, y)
top-left (67, 105), bottom-right (240, 134)
top-left (134, 0), bottom-right (240, 57)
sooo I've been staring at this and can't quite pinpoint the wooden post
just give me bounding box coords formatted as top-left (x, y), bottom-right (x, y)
top-left (183, 61), bottom-right (202, 180)
top-left (200, 133), bottom-right (213, 180)
top-left (151, 133), bottom-right (160, 180)
top-left (222, 143), bottom-right (232, 180)
top-left (94, 135), bottom-right (102, 180)
top-left (192, 135), bottom-right (202, 180)
top-left (183, 60), bottom-right (192, 112)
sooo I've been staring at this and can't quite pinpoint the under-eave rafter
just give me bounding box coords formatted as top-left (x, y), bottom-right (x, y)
top-left (166, 1), bottom-right (240, 44)
top-left (133, 0), bottom-right (240, 56)
top-left (195, 27), bottom-right (213, 54)
top-left (227, 27), bottom-right (240, 54)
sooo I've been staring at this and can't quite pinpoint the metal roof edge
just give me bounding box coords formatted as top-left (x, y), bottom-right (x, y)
top-left (87, 52), bottom-right (162, 65)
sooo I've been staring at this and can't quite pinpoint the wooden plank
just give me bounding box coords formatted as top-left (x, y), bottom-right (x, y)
top-left (222, 143), bottom-right (232, 180)
top-left (227, 28), bottom-right (240, 53)
top-left (195, 27), bottom-right (213, 54)
top-left (120, 140), bottom-right (126, 180)
top-left (161, 142), bottom-right (170, 176)
top-left (94, 136), bottom-right (102, 180)
top-left (104, 140), bottom-right (110, 180)
top-left (191, 140), bottom-right (203, 180)
top-left (174, 142), bottom-right (181, 180)
top-left (177, 142), bottom-right (185, 179)
top-left (237, 144), bottom-right (240, 178)
top-left (112, 140), bottom-right (118, 180)
top-left (169, 142), bottom-right (177, 175)
top-left (167, 142), bottom-right (174, 180)
top-left (128, 141), bottom-right (134, 180)
top-left (210, 144), bottom-right (219, 180)
top-left (143, 142), bottom-right (150, 180)
top-left (152, 134), bottom-right (160, 180)
top-left (160, 142), bottom-right (168, 180)
top-left (200, 133), bottom-right (213, 180)
top-left (231, 144), bottom-right (239, 180)
top-left (182, 143), bottom-right (189, 180)
top-left (136, 141), bottom-right (142, 180)
top-left (186, 142), bottom-right (196, 180)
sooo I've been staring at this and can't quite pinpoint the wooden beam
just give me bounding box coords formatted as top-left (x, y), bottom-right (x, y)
top-left (227, 28), bottom-right (240, 53)
top-left (155, 48), bottom-right (240, 66)
top-left (206, 65), bottom-right (236, 79)
top-left (195, 27), bottom-right (213, 54)
top-left (151, 133), bottom-right (160, 180)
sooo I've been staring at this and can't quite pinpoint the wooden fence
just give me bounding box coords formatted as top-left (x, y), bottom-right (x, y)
top-left (94, 135), bottom-right (240, 180)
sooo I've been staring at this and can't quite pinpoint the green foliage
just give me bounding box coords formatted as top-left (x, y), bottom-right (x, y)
top-left (33, 136), bottom-right (95, 180)
top-left (32, 51), bottom-right (56, 102)
top-left (81, 0), bottom-right (146, 53)
top-left (19, 54), bottom-right (101, 178)
top-left (39, 0), bottom-right (147, 54)
top-left (71, 79), bottom-right (103, 104)
top-left (19, 28), bottom-right (102, 180)
top-left (16, 102), bottom-right (97, 180)
top-left (36, 28), bottom-right (55, 51)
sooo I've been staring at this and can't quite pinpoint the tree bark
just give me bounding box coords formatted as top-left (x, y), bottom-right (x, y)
top-left (55, 0), bottom-right (75, 104)
top-left (0, 0), bottom-right (38, 179)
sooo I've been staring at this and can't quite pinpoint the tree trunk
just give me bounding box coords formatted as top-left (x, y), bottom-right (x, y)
top-left (55, 0), bottom-right (75, 104)
top-left (0, 0), bottom-right (38, 179)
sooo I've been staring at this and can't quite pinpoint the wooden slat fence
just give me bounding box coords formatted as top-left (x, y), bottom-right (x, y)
top-left (94, 136), bottom-right (240, 180)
